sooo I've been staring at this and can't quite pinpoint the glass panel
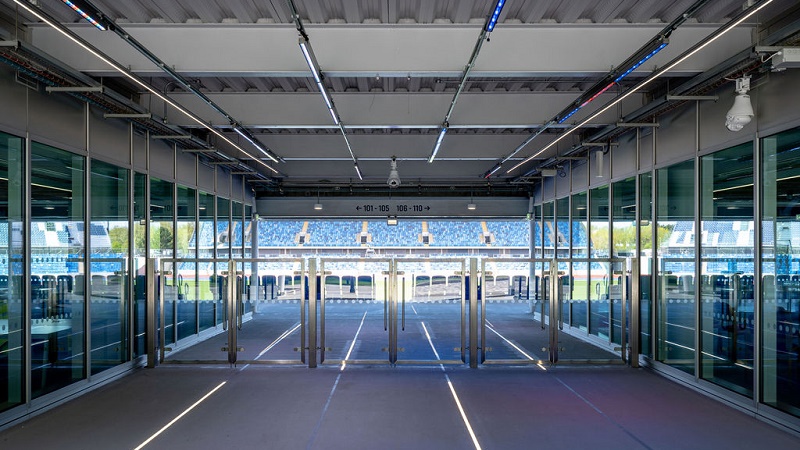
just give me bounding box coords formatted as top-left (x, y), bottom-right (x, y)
top-left (175, 186), bottom-right (196, 341)
top-left (320, 259), bottom-right (390, 364)
top-left (395, 259), bottom-right (463, 363)
top-left (571, 192), bottom-right (588, 330)
top-left (216, 197), bottom-right (230, 259)
top-left (231, 202), bottom-right (243, 259)
top-left (761, 127), bottom-right (800, 417)
top-left (656, 160), bottom-right (696, 375)
top-left (482, 259), bottom-right (549, 364)
top-left (556, 196), bottom-right (570, 326)
top-left (150, 178), bottom-right (174, 344)
top-left (0, 131), bottom-right (24, 413)
top-left (612, 177), bottom-right (636, 346)
top-left (30, 142), bottom-right (85, 398)
top-left (89, 160), bottom-right (129, 374)
top-left (542, 202), bottom-right (554, 259)
top-left (532, 204), bottom-right (542, 258)
top-left (244, 205), bottom-right (253, 258)
top-left (699, 143), bottom-right (754, 397)
top-left (132, 173), bottom-right (146, 357)
top-left (640, 172), bottom-right (653, 357)
top-left (197, 192), bottom-right (217, 329)
top-left (590, 185), bottom-right (610, 339)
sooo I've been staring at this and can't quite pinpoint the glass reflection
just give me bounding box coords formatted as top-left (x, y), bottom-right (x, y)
top-left (700, 143), bottom-right (754, 397)
top-left (0, 132), bottom-right (24, 412)
top-left (89, 160), bottom-right (130, 374)
top-left (656, 160), bottom-right (696, 375)
top-left (30, 142), bottom-right (85, 398)
top-left (762, 127), bottom-right (800, 417)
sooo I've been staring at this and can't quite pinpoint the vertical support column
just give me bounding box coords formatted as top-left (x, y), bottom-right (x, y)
top-left (307, 258), bottom-right (317, 368)
top-left (469, 258), bottom-right (478, 368)
top-left (146, 258), bottom-right (157, 368)
top-left (226, 259), bottom-right (237, 365)
top-left (549, 261), bottom-right (559, 364)
top-left (630, 259), bottom-right (641, 368)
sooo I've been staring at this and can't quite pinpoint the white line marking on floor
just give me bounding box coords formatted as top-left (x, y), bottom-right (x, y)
top-left (421, 321), bottom-right (482, 450)
top-left (133, 381), bottom-right (226, 450)
top-left (255, 323), bottom-right (301, 359)
top-left (486, 324), bottom-right (547, 371)
top-left (341, 311), bottom-right (368, 371)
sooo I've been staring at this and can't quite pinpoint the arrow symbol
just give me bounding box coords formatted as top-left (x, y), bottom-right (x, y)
top-left (356, 206), bottom-right (362, 210)
top-left (425, 206), bottom-right (431, 211)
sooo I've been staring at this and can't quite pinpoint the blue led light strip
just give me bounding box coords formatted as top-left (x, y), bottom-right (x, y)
top-left (614, 42), bottom-right (668, 83)
top-left (62, 1), bottom-right (106, 30)
top-left (485, 0), bottom-right (506, 32)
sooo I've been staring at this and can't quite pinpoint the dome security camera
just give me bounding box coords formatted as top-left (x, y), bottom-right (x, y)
top-left (387, 156), bottom-right (401, 188)
top-left (725, 76), bottom-right (754, 132)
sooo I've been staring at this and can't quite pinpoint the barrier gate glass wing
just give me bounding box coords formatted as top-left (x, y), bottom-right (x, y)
top-left (481, 258), bottom-right (631, 364)
top-left (319, 258), bottom-right (469, 366)
top-left (157, 258), bottom-right (306, 365)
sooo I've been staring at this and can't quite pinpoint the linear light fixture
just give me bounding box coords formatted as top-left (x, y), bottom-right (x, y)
top-left (428, 124), bottom-right (449, 163)
top-left (62, 0), bottom-right (281, 164)
top-left (428, 0), bottom-right (505, 163)
top-left (292, 3), bottom-right (362, 180)
top-left (14, 0), bottom-right (282, 176)
top-left (557, 40), bottom-right (668, 125)
top-left (505, 0), bottom-right (775, 175)
top-left (485, 0), bottom-right (506, 32)
top-left (61, 0), bottom-right (105, 30)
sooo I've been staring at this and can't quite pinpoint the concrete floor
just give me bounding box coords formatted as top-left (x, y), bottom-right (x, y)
top-left (1, 364), bottom-right (798, 450)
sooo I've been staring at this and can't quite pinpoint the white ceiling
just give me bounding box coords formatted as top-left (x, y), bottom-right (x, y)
top-left (0, 0), bottom-right (797, 196)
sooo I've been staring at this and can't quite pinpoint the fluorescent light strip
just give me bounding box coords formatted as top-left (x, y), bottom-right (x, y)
top-left (507, 0), bottom-right (775, 174)
top-left (62, 0), bottom-right (105, 30)
top-left (15, 0), bottom-right (279, 175)
top-left (133, 381), bottom-right (226, 450)
top-left (428, 126), bottom-right (448, 163)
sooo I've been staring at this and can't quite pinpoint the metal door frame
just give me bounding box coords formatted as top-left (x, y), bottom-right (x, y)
top-left (480, 257), bottom-right (636, 365)
top-left (318, 257), bottom-right (470, 366)
top-left (151, 257), bottom-right (306, 366)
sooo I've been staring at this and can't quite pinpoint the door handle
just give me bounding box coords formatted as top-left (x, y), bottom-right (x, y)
top-left (402, 279), bottom-right (406, 331)
top-left (384, 276), bottom-right (388, 331)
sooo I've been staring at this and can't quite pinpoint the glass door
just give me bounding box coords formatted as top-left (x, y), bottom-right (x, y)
top-left (480, 259), bottom-right (551, 365)
top-left (158, 258), bottom-right (306, 365)
top-left (394, 259), bottom-right (466, 365)
top-left (319, 258), bottom-right (392, 365)
top-left (481, 257), bottom-right (630, 365)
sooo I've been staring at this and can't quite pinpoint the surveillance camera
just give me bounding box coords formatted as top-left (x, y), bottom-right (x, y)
top-left (725, 93), bottom-right (753, 132)
top-left (387, 156), bottom-right (401, 188)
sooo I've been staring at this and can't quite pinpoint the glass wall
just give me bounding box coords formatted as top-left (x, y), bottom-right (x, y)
top-left (0, 132), bottom-right (24, 413)
top-left (150, 178), bottom-right (174, 345)
top-left (612, 177), bottom-right (636, 346)
top-left (216, 197), bottom-right (230, 259)
top-left (175, 186), bottom-right (197, 341)
top-left (655, 160), bottom-right (696, 375)
top-left (133, 173), bottom-right (146, 357)
top-left (700, 143), bottom-right (754, 397)
top-left (761, 127), bottom-right (800, 417)
top-left (198, 192), bottom-right (215, 260)
top-left (89, 160), bottom-right (130, 375)
top-left (30, 142), bottom-right (85, 398)
top-left (640, 172), bottom-right (653, 357)
top-left (589, 185), bottom-right (610, 339)
top-left (571, 192), bottom-right (588, 331)
top-left (542, 201), bottom-right (554, 259)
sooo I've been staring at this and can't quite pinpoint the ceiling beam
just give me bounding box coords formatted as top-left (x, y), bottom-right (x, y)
top-left (28, 24), bottom-right (754, 77)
